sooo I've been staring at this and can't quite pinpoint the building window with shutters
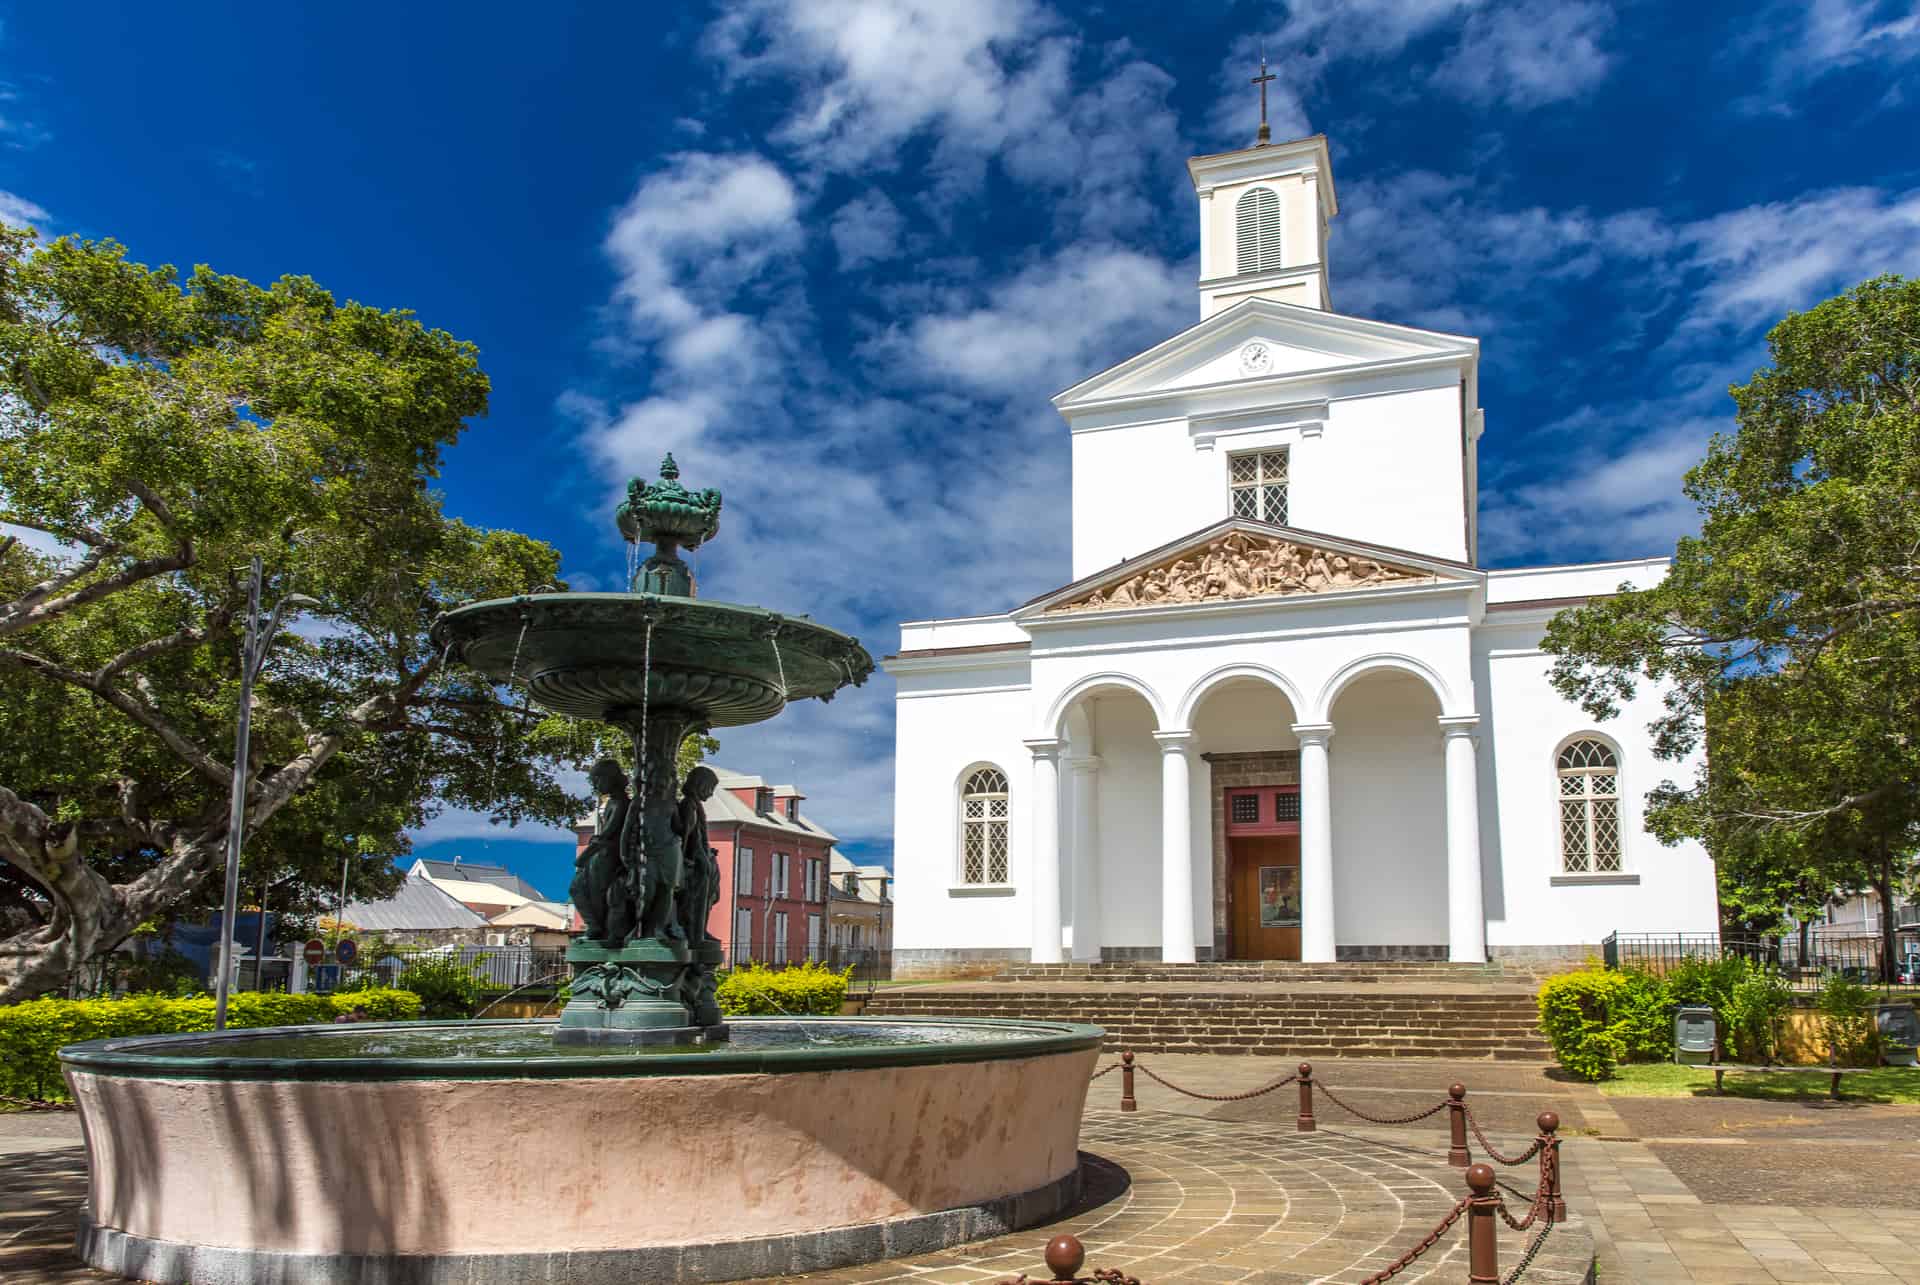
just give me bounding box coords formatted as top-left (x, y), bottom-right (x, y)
top-left (1558, 738), bottom-right (1621, 873)
top-left (959, 766), bottom-right (1010, 884)
top-left (1229, 449), bottom-right (1288, 525)
top-left (1235, 186), bottom-right (1282, 273)
top-left (735, 847), bottom-right (753, 896)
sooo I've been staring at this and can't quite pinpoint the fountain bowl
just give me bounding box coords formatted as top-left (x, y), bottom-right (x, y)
top-left (60, 1015), bottom-right (1103, 1285)
top-left (430, 592), bottom-right (874, 725)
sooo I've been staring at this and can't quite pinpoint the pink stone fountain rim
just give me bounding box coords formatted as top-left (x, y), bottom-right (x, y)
top-left (58, 1016), bottom-right (1104, 1082)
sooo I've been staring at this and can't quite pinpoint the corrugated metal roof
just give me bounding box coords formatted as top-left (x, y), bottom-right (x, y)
top-left (412, 858), bottom-right (547, 901)
top-left (339, 878), bottom-right (487, 932)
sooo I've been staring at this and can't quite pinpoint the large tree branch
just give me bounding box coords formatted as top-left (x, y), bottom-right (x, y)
top-left (0, 541), bottom-right (196, 639)
top-left (95, 611), bottom-right (228, 685)
top-left (0, 647), bottom-right (234, 789)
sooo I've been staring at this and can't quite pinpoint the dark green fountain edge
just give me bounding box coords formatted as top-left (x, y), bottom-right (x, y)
top-left (56, 1016), bottom-right (1105, 1083)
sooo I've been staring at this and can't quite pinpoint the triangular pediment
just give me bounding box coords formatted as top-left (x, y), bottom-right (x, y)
top-left (1053, 298), bottom-right (1477, 410)
top-left (1018, 520), bottom-right (1477, 618)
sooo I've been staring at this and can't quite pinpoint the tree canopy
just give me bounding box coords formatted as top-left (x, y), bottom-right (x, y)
top-left (0, 228), bottom-right (601, 999)
top-left (1544, 275), bottom-right (1920, 955)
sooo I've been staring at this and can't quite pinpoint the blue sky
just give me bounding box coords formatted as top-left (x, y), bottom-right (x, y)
top-left (6, 1), bottom-right (1917, 901)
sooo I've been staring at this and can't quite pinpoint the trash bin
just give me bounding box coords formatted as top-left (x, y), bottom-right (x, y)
top-left (1877, 1001), bottom-right (1918, 1066)
top-left (1675, 1005), bottom-right (1717, 1065)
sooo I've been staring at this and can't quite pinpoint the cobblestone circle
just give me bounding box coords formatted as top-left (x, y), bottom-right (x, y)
top-left (780, 1109), bottom-right (1594, 1284)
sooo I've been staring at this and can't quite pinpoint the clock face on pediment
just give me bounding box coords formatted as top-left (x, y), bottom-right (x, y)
top-left (1045, 530), bottom-right (1435, 614)
top-left (1238, 340), bottom-right (1273, 376)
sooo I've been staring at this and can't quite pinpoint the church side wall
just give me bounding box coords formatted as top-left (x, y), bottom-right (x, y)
top-left (1069, 382), bottom-right (1468, 580)
top-left (1475, 619), bottom-right (1718, 954)
top-left (889, 668), bottom-right (1034, 977)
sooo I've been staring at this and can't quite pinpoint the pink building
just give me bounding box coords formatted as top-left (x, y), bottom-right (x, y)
top-left (573, 766), bottom-right (836, 966)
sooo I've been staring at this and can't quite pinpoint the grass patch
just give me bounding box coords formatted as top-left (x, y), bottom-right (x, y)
top-left (1601, 1061), bottom-right (1920, 1104)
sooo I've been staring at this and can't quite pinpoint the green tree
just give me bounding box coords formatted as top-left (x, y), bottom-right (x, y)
top-left (0, 228), bottom-right (597, 1000)
top-left (1544, 276), bottom-right (1920, 976)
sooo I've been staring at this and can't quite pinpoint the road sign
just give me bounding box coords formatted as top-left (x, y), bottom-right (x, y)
top-left (335, 938), bottom-right (359, 966)
top-left (303, 938), bottom-right (326, 967)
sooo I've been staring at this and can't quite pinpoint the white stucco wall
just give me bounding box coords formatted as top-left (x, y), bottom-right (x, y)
top-left (1476, 616), bottom-right (1717, 948)
top-left (889, 662), bottom-right (1033, 954)
top-left (1085, 694), bottom-right (1164, 949)
top-left (1069, 381), bottom-right (1468, 580)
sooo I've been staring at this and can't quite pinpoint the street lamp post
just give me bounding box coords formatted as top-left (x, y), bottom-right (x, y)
top-left (212, 557), bottom-right (318, 1031)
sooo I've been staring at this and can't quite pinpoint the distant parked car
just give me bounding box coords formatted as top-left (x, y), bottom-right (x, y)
top-left (1897, 960), bottom-right (1920, 986)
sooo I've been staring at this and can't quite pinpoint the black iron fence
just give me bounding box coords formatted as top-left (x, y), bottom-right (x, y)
top-left (316, 943), bottom-right (572, 994)
top-left (724, 943), bottom-right (893, 986)
top-left (1602, 930), bottom-right (1920, 992)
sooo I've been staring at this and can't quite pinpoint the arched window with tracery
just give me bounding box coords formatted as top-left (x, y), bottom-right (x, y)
top-left (960, 766), bottom-right (1009, 884)
top-left (1236, 186), bottom-right (1283, 273)
top-left (1558, 739), bottom-right (1620, 873)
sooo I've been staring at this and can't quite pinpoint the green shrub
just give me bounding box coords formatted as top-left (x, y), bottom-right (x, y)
top-left (0, 988), bottom-right (422, 1101)
top-left (394, 954), bottom-right (486, 1019)
top-left (1724, 967), bottom-right (1794, 1064)
top-left (1610, 966), bottom-right (1677, 1062)
top-left (717, 961), bottom-right (852, 1016)
top-left (1538, 967), bottom-right (1634, 1081)
top-left (1817, 974), bottom-right (1882, 1067)
top-left (121, 948), bottom-right (205, 997)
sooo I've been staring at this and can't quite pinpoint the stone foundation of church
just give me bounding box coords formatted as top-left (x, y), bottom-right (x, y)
top-left (891, 947), bottom-right (1027, 979)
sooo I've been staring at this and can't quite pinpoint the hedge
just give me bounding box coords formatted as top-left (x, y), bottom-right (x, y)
top-left (0, 988), bottom-right (421, 1102)
top-left (716, 961), bottom-right (852, 1016)
top-left (1537, 958), bottom-right (1796, 1081)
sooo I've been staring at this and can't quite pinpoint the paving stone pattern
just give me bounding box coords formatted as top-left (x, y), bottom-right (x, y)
top-left (776, 1110), bottom-right (1592, 1285)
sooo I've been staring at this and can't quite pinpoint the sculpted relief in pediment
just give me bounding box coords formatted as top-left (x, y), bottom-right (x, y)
top-left (1048, 531), bottom-right (1433, 614)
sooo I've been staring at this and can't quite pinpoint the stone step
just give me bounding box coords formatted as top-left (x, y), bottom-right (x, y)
top-left (867, 987), bottom-right (1553, 1058)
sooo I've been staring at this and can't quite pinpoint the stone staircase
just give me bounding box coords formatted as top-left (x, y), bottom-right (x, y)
top-left (994, 961), bottom-right (1520, 985)
top-left (867, 964), bottom-right (1553, 1060)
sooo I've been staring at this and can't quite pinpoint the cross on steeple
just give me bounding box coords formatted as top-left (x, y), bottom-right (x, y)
top-left (1251, 55), bottom-right (1276, 146)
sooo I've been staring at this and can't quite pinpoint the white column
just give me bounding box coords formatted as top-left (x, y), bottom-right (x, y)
top-left (1293, 722), bottom-right (1336, 963)
top-left (1154, 730), bottom-right (1197, 963)
top-left (1025, 738), bottom-right (1064, 964)
top-left (1068, 757), bottom-right (1103, 962)
top-left (1441, 715), bottom-right (1487, 964)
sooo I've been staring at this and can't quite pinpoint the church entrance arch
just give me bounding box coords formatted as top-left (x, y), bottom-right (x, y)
top-left (1190, 675), bottom-right (1301, 961)
top-left (1328, 671), bottom-right (1447, 956)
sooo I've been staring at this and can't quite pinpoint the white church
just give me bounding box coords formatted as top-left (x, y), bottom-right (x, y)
top-left (882, 132), bottom-right (1718, 974)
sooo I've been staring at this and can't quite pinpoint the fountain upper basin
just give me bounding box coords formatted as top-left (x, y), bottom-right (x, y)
top-left (61, 1016), bottom-right (1103, 1284)
top-left (430, 592), bottom-right (874, 725)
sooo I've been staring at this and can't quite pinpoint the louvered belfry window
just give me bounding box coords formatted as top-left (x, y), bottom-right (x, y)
top-left (1230, 449), bottom-right (1289, 525)
top-left (961, 767), bottom-right (1010, 884)
top-left (1558, 739), bottom-right (1621, 873)
top-left (1236, 186), bottom-right (1283, 274)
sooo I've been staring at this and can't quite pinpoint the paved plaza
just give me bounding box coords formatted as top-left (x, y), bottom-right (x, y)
top-left (9, 1055), bottom-right (1920, 1283)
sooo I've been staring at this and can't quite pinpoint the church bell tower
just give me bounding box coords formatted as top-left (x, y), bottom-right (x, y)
top-left (1187, 67), bottom-right (1337, 319)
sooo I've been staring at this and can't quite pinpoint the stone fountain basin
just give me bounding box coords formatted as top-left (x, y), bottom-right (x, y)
top-left (60, 1016), bottom-right (1103, 1285)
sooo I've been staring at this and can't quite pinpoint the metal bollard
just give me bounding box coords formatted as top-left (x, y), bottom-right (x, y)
top-left (1120, 1050), bottom-right (1137, 1112)
top-left (1537, 1111), bottom-right (1567, 1221)
top-left (1465, 1163), bottom-right (1499, 1284)
top-left (1296, 1061), bottom-right (1316, 1132)
top-left (1447, 1082), bottom-right (1470, 1167)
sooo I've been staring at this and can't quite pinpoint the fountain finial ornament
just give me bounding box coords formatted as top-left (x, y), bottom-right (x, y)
top-left (617, 454), bottom-right (723, 597)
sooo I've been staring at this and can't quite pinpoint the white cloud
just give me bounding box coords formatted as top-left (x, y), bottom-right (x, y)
top-left (1430, 1), bottom-right (1613, 107)
top-left (410, 803), bottom-right (579, 848)
top-left (1481, 418), bottom-right (1714, 561)
top-left (1754, 0), bottom-right (1920, 100)
top-left (1208, 0), bottom-right (1614, 146)
top-left (887, 245), bottom-right (1191, 398)
top-left (829, 190), bottom-right (906, 270)
top-left (604, 151), bottom-right (802, 336)
top-left (707, 0), bottom-right (1188, 238)
top-left (0, 188), bottom-right (47, 229)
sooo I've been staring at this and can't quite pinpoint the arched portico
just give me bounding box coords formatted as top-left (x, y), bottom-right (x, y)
top-left (1312, 652), bottom-right (1460, 724)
